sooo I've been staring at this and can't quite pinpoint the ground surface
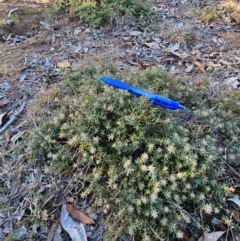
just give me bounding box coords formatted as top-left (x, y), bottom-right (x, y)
top-left (0, 0), bottom-right (240, 240)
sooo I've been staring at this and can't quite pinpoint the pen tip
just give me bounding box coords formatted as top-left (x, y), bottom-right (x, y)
top-left (179, 105), bottom-right (187, 110)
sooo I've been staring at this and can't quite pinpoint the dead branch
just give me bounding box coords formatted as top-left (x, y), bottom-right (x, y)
top-left (0, 101), bottom-right (26, 134)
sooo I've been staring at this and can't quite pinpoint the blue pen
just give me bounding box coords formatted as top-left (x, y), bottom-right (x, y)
top-left (100, 76), bottom-right (186, 110)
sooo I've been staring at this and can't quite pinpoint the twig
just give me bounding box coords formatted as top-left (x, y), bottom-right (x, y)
top-left (8, 8), bottom-right (19, 18)
top-left (0, 101), bottom-right (26, 134)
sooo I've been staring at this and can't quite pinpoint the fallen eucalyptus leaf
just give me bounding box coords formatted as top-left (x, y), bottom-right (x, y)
top-left (13, 226), bottom-right (28, 240)
top-left (143, 42), bottom-right (160, 49)
top-left (66, 204), bottom-right (95, 225)
top-left (129, 31), bottom-right (142, 36)
top-left (185, 65), bottom-right (193, 73)
top-left (170, 51), bottom-right (189, 60)
top-left (198, 231), bottom-right (225, 241)
top-left (227, 198), bottom-right (240, 210)
top-left (223, 77), bottom-right (239, 89)
top-left (11, 131), bottom-right (24, 144)
top-left (61, 204), bottom-right (87, 241)
top-left (74, 45), bottom-right (82, 53)
top-left (192, 58), bottom-right (207, 74)
top-left (166, 42), bottom-right (180, 52)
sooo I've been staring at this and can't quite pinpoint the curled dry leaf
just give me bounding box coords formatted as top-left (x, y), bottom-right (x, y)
top-left (66, 204), bottom-right (95, 225)
top-left (61, 204), bottom-right (87, 241)
top-left (192, 57), bottom-right (207, 74)
top-left (198, 231), bottom-right (225, 241)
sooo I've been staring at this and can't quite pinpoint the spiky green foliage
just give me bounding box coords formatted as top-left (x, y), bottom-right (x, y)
top-left (26, 66), bottom-right (240, 240)
top-left (53, 0), bottom-right (153, 27)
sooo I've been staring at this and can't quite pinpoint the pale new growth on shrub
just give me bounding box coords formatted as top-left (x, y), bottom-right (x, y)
top-left (26, 66), bottom-right (240, 240)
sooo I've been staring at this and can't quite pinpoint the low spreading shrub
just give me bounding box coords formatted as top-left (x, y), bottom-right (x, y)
top-left (26, 66), bottom-right (240, 240)
top-left (53, 0), bottom-right (153, 27)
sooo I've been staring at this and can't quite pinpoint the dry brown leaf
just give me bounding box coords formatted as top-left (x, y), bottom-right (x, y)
top-left (192, 57), bottom-right (207, 74)
top-left (66, 204), bottom-right (95, 225)
top-left (47, 219), bottom-right (61, 241)
top-left (56, 196), bottom-right (74, 206)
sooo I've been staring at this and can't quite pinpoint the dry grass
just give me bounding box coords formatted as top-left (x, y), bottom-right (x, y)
top-left (199, 5), bottom-right (219, 23)
top-left (155, 20), bottom-right (198, 44)
top-left (198, 0), bottom-right (240, 24)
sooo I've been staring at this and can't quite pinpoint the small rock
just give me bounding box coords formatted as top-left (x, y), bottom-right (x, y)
top-left (122, 37), bottom-right (130, 41)
top-left (74, 28), bottom-right (82, 35)
top-left (6, 19), bottom-right (14, 25)
top-left (84, 28), bottom-right (91, 33)
top-left (49, 47), bottom-right (55, 53)
top-left (55, 68), bottom-right (62, 73)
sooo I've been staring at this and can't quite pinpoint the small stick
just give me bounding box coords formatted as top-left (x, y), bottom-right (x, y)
top-left (8, 8), bottom-right (19, 18)
top-left (0, 101), bottom-right (26, 134)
